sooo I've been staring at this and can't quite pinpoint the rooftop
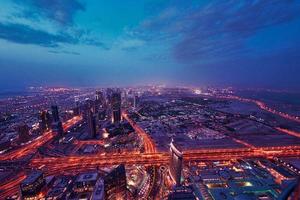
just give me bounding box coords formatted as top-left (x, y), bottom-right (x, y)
top-left (76, 172), bottom-right (99, 183)
top-left (22, 170), bottom-right (43, 185)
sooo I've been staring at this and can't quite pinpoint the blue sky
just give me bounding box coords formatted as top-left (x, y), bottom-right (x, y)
top-left (0, 0), bottom-right (300, 90)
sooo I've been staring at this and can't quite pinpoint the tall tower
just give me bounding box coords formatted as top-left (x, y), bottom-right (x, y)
top-left (95, 90), bottom-right (103, 102)
top-left (74, 96), bottom-right (81, 115)
top-left (111, 91), bottom-right (122, 123)
top-left (39, 110), bottom-right (52, 131)
top-left (51, 105), bottom-right (60, 122)
top-left (51, 105), bottom-right (64, 135)
top-left (169, 140), bottom-right (183, 186)
top-left (133, 95), bottom-right (139, 109)
top-left (87, 110), bottom-right (97, 138)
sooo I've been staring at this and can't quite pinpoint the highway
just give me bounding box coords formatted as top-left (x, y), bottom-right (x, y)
top-left (0, 171), bottom-right (26, 198)
top-left (1, 95), bottom-right (300, 198)
top-left (276, 127), bottom-right (300, 138)
top-left (28, 146), bottom-right (300, 169)
top-left (2, 145), bottom-right (300, 198)
top-left (0, 116), bottom-right (82, 161)
top-left (123, 112), bottom-right (156, 153)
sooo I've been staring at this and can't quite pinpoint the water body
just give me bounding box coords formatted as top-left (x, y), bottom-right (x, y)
top-left (236, 90), bottom-right (300, 116)
top-left (237, 90), bottom-right (300, 106)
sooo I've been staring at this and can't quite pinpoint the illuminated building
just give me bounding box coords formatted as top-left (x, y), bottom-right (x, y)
top-left (169, 140), bottom-right (183, 186)
top-left (133, 95), bottom-right (139, 109)
top-left (106, 88), bottom-right (114, 102)
top-left (51, 105), bottom-right (64, 135)
top-left (17, 123), bottom-right (30, 143)
top-left (104, 164), bottom-right (127, 200)
top-left (20, 171), bottom-right (46, 200)
top-left (98, 109), bottom-right (106, 121)
top-left (95, 90), bottom-right (104, 104)
top-left (112, 108), bottom-right (121, 123)
top-left (111, 91), bottom-right (122, 123)
top-left (87, 110), bottom-right (97, 138)
top-left (73, 97), bottom-right (81, 115)
top-left (168, 186), bottom-right (196, 200)
top-left (73, 172), bottom-right (99, 193)
top-left (85, 99), bottom-right (94, 112)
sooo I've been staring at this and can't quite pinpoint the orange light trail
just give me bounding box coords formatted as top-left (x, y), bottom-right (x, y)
top-left (276, 127), bottom-right (300, 138)
top-left (123, 112), bottom-right (156, 153)
top-left (0, 116), bottom-right (82, 161)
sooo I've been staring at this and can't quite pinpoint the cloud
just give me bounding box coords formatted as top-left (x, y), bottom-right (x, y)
top-left (0, 1), bottom-right (108, 50)
top-left (14, 0), bottom-right (85, 25)
top-left (174, 0), bottom-right (300, 62)
top-left (119, 39), bottom-right (145, 51)
top-left (48, 50), bottom-right (80, 55)
top-left (83, 38), bottom-right (110, 50)
top-left (0, 22), bottom-right (76, 47)
top-left (0, 21), bottom-right (109, 50)
top-left (138, 0), bottom-right (300, 63)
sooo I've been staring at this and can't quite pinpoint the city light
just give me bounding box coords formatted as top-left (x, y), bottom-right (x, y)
top-left (0, 0), bottom-right (299, 199)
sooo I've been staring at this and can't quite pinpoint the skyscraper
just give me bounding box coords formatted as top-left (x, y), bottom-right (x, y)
top-left (111, 91), bottom-right (122, 123)
top-left (169, 140), bottom-right (183, 186)
top-left (103, 164), bottom-right (127, 200)
top-left (95, 90), bottom-right (104, 103)
top-left (73, 97), bottom-right (81, 115)
top-left (51, 105), bottom-right (64, 135)
top-left (39, 110), bottom-right (52, 131)
top-left (87, 110), bottom-right (97, 138)
top-left (133, 95), bottom-right (139, 109)
top-left (17, 123), bottom-right (30, 143)
top-left (51, 105), bottom-right (60, 122)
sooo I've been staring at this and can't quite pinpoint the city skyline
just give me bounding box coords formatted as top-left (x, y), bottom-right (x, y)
top-left (1, 0), bottom-right (300, 90)
top-left (1, 1), bottom-right (300, 198)
top-left (1, 86), bottom-right (300, 199)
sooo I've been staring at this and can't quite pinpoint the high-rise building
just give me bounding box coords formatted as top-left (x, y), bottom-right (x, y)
top-left (51, 105), bottom-right (60, 122)
top-left (20, 170), bottom-right (46, 200)
top-left (74, 97), bottom-right (81, 115)
top-left (17, 123), bottom-right (30, 143)
top-left (94, 91), bottom-right (104, 114)
top-left (169, 140), bottom-right (183, 186)
top-left (133, 95), bottom-right (139, 109)
top-left (103, 164), bottom-right (127, 200)
top-left (95, 90), bottom-right (104, 103)
top-left (39, 110), bottom-right (52, 131)
top-left (111, 91), bottom-right (122, 123)
top-left (106, 88), bottom-right (114, 103)
top-left (87, 110), bottom-right (97, 138)
top-left (51, 105), bottom-right (64, 135)
top-left (98, 108), bottom-right (107, 121)
top-left (75, 96), bottom-right (80, 107)
top-left (84, 98), bottom-right (95, 113)
top-left (112, 109), bottom-right (121, 124)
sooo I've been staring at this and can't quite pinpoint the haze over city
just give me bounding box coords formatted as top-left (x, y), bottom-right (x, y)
top-left (0, 0), bottom-right (300, 90)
